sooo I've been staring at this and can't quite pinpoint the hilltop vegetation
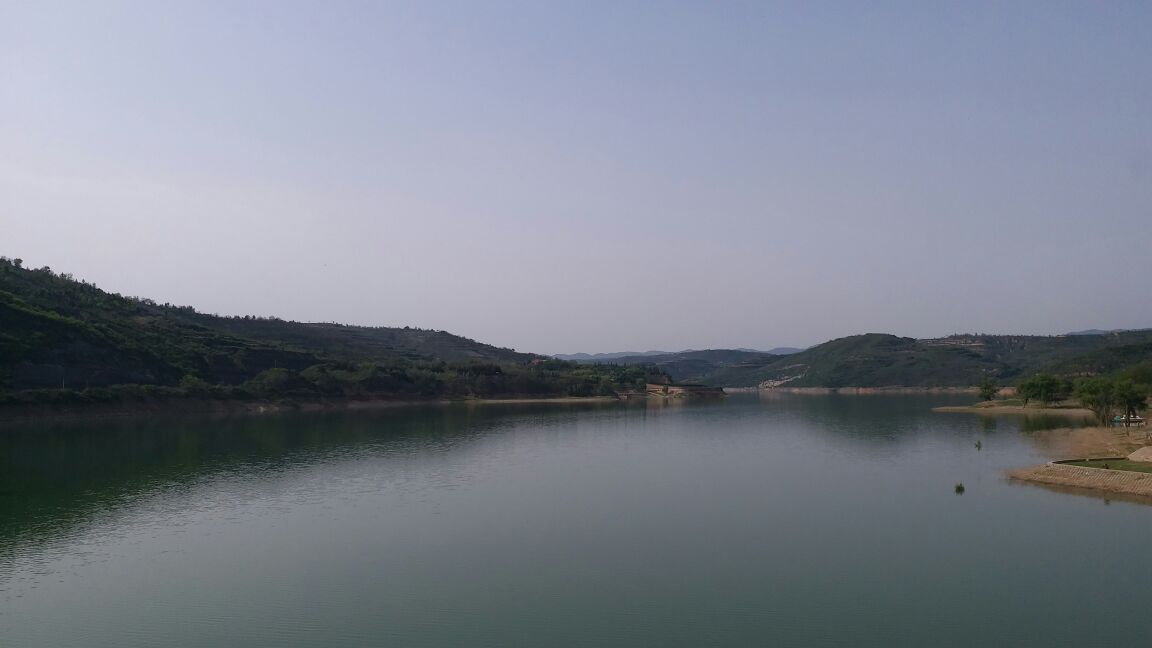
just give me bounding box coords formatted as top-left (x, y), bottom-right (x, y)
top-left (601, 349), bottom-right (783, 384)
top-left (4, 256), bottom-right (1149, 402)
top-left (602, 332), bottom-right (1152, 388)
top-left (0, 258), bottom-right (656, 406)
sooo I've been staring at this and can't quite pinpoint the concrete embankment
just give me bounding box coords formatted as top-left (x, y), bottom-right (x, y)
top-left (1008, 463), bottom-right (1152, 499)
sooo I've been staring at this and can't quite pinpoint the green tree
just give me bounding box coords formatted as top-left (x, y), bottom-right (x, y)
top-left (1017, 376), bottom-right (1036, 407)
top-left (1017, 374), bottom-right (1053, 407)
top-left (1017, 373), bottom-right (1067, 407)
top-left (178, 374), bottom-right (211, 395)
top-left (1051, 377), bottom-right (1074, 405)
top-left (1075, 377), bottom-right (1117, 425)
top-left (1121, 361), bottom-right (1152, 386)
top-left (978, 375), bottom-right (997, 402)
top-left (1113, 379), bottom-right (1148, 427)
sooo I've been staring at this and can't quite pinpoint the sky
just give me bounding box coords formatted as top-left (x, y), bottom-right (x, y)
top-left (2, 1), bottom-right (1150, 355)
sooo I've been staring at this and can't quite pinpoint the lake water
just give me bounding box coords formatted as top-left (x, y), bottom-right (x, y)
top-left (1, 394), bottom-right (1147, 647)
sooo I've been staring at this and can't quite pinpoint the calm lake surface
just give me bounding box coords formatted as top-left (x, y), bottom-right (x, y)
top-left (1, 394), bottom-right (1146, 647)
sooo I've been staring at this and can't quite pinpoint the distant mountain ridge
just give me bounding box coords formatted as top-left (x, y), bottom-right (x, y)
top-left (598, 332), bottom-right (1152, 388)
top-left (554, 351), bottom-right (674, 361)
top-left (5, 257), bottom-right (1148, 395)
top-left (1065, 328), bottom-right (1149, 336)
top-left (555, 347), bottom-right (801, 362)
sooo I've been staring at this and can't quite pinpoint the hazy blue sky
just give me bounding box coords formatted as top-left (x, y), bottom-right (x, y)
top-left (2, 1), bottom-right (1150, 354)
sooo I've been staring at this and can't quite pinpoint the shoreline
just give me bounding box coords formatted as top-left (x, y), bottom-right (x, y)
top-left (1006, 424), bottom-right (1152, 502)
top-left (931, 400), bottom-right (1152, 502)
top-left (726, 386), bottom-right (980, 395)
top-left (0, 394), bottom-right (624, 425)
top-left (447, 396), bottom-right (622, 406)
top-left (1008, 463), bottom-right (1152, 501)
top-left (933, 404), bottom-right (1094, 417)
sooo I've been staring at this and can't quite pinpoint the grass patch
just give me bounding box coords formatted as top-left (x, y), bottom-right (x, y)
top-left (1065, 459), bottom-right (1152, 474)
top-left (981, 398), bottom-right (1024, 407)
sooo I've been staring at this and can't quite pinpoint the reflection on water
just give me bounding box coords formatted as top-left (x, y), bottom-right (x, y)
top-left (0, 402), bottom-right (619, 559)
top-left (1014, 413), bottom-right (1094, 432)
top-left (981, 416), bottom-right (999, 434)
top-left (2, 395), bottom-right (1150, 648)
top-left (0, 394), bottom-right (1029, 563)
top-left (1, 408), bottom-right (436, 553)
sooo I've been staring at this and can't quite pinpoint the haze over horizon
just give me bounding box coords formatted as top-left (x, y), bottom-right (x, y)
top-left (4, 1), bottom-right (1151, 355)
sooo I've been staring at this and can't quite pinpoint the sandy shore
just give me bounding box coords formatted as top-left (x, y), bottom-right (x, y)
top-left (931, 402), bottom-right (1152, 500)
top-left (754, 386), bottom-right (979, 395)
top-left (1023, 425), bottom-right (1148, 459)
top-left (1008, 425), bottom-right (1152, 502)
top-left (933, 404), bottom-right (1094, 417)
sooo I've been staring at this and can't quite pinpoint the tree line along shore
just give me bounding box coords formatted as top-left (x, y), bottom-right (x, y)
top-left (3, 256), bottom-right (1151, 419)
top-left (0, 257), bottom-right (667, 415)
top-left (937, 372), bottom-right (1152, 502)
top-left (941, 370), bottom-right (1151, 428)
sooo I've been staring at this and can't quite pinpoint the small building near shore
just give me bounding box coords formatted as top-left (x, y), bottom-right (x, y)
top-left (646, 383), bottom-right (725, 399)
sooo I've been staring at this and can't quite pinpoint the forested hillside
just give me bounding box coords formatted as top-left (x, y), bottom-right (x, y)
top-left (603, 333), bottom-right (1152, 388)
top-left (600, 350), bottom-right (781, 384)
top-left (0, 258), bottom-right (655, 404)
top-left (5, 256), bottom-right (1148, 401)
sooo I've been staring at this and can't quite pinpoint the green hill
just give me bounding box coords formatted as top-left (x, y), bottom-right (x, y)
top-left (604, 349), bottom-right (782, 384)
top-left (5, 256), bottom-right (1148, 398)
top-left (0, 258), bottom-right (651, 403)
top-left (604, 332), bottom-right (1152, 388)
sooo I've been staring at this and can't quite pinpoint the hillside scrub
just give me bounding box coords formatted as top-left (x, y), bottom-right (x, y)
top-left (0, 257), bottom-right (661, 404)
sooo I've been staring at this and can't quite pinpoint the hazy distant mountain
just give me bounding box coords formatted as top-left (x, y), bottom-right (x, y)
top-left (553, 351), bottom-right (673, 361)
top-left (583, 349), bottom-right (788, 384)
top-left (555, 347), bottom-right (801, 362)
top-left (1066, 328), bottom-right (1134, 336)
